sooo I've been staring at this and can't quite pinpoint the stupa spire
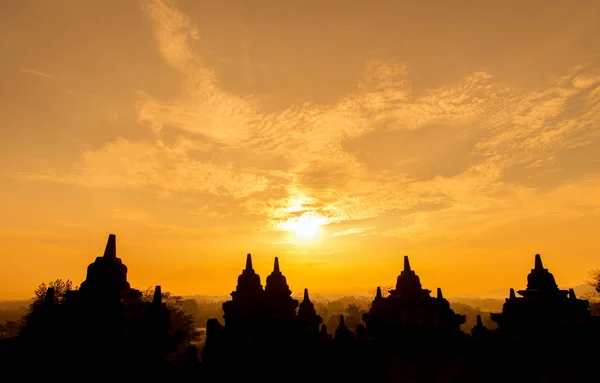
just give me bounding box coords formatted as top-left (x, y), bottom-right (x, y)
top-left (265, 256), bottom-right (292, 295)
top-left (524, 253), bottom-right (559, 292)
top-left (320, 324), bottom-right (328, 336)
top-left (335, 314), bottom-right (353, 342)
top-left (153, 285), bottom-right (162, 305)
top-left (534, 254), bottom-right (543, 269)
top-left (391, 255), bottom-right (429, 298)
top-left (103, 234), bottom-right (116, 259)
top-left (471, 313), bottom-right (490, 338)
top-left (264, 256), bottom-right (298, 317)
top-left (510, 288), bottom-right (516, 299)
top-left (298, 287), bottom-right (322, 328)
top-left (376, 286), bottom-right (382, 299)
top-left (229, 253), bottom-right (263, 299)
top-left (245, 253), bottom-right (253, 271)
top-left (437, 287), bottom-right (444, 299)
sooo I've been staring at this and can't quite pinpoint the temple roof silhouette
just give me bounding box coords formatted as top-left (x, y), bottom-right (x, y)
top-left (79, 234), bottom-right (131, 295)
top-left (231, 253), bottom-right (263, 300)
top-left (265, 257), bottom-right (292, 297)
top-left (518, 254), bottom-right (564, 298)
top-left (389, 255), bottom-right (432, 299)
top-left (363, 255), bottom-right (466, 337)
top-left (491, 254), bottom-right (592, 334)
top-left (298, 288), bottom-right (316, 317)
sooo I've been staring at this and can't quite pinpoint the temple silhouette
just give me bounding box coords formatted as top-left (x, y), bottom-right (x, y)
top-left (3, 234), bottom-right (179, 379)
top-left (362, 255), bottom-right (466, 350)
top-left (490, 253), bottom-right (593, 338)
top-left (1, 233), bottom-right (598, 382)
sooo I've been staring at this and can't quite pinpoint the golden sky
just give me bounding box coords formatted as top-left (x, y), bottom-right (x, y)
top-left (1, 0), bottom-right (600, 300)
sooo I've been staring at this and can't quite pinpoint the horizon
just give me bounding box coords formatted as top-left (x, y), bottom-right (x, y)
top-left (2, 0), bottom-right (600, 300)
top-left (0, 234), bottom-right (594, 301)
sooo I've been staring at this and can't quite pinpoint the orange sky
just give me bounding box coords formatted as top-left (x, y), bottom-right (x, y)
top-left (1, 0), bottom-right (600, 300)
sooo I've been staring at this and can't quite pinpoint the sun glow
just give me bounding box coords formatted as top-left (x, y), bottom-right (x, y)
top-left (280, 213), bottom-right (329, 240)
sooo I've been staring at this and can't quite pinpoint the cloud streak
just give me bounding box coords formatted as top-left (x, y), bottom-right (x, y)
top-left (20, 67), bottom-right (51, 79)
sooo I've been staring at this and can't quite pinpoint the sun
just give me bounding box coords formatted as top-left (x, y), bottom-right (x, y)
top-left (280, 213), bottom-right (328, 241)
top-left (290, 215), bottom-right (320, 239)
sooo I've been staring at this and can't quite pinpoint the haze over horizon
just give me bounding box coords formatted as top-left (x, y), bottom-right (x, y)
top-left (1, 0), bottom-right (600, 300)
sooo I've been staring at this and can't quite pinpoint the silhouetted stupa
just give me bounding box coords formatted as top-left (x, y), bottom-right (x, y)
top-left (470, 315), bottom-right (491, 339)
top-left (334, 315), bottom-right (354, 344)
top-left (389, 255), bottom-right (431, 298)
top-left (222, 254), bottom-right (265, 336)
top-left (297, 288), bottom-right (323, 335)
top-left (491, 254), bottom-right (592, 338)
top-left (362, 255), bottom-right (466, 343)
top-left (233, 253), bottom-right (263, 299)
top-left (78, 234), bottom-right (141, 302)
top-left (263, 257), bottom-right (299, 319)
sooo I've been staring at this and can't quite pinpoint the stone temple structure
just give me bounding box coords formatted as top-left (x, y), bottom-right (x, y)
top-left (78, 234), bottom-right (142, 304)
top-left (491, 254), bottom-right (593, 338)
top-left (11, 233), bottom-right (173, 378)
top-left (221, 253), bottom-right (265, 338)
top-left (213, 254), bottom-right (324, 378)
top-left (362, 256), bottom-right (466, 345)
top-left (221, 254), bottom-right (314, 345)
top-left (263, 257), bottom-right (299, 321)
top-left (297, 288), bottom-right (323, 337)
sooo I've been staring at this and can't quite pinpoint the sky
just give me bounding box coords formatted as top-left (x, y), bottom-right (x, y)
top-left (1, 0), bottom-right (600, 300)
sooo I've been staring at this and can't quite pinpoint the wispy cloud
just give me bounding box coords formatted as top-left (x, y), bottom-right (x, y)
top-left (19, 67), bottom-right (51, 79)
top-left (331, 227), bottom-right (376, 237)
top-left (18, 0), bottom-right (600, 242)
top-left (18, 137), bottom-right (269, 199)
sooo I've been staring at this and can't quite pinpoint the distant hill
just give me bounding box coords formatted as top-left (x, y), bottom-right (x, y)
top-left (0, 300), bottom-right (29, 324)
top-left (0, 300), bottom-right (29, 310)
top-left (183, 295), bottom-right (229, 302)
top-left (448, 297), bottom-right (504, 312)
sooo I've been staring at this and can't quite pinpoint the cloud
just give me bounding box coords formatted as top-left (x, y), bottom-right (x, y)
top-left (20, 67), bottom-right (51, 79)
top-left (19, 0), bottom-right (600, 240)
top-left (190, 203), bottom-right (232, 219)
top-left (270, 240), bottom-right (291, 245)
top-left (331, 227), bottom-right (376, 237)
top-left (19, 137), bottom-right (269, 199)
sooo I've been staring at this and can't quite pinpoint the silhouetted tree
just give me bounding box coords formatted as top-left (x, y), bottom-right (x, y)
top-left (369, 285), bottom-right (395, 298)
top-left (345, 303), bottom-right (366, 331)
top-left (30, 279), bottom-right (74, 307)
top-left (18, 279), bottom-right (75, 333)
top-left (589, 269), bottom-right (600, 294)
top-left (194, 300), bottom-right (225, 326)
top-left (585, 269), bottom-right (600, 315)
top-left (181, 299), bottom-right (202, 326)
